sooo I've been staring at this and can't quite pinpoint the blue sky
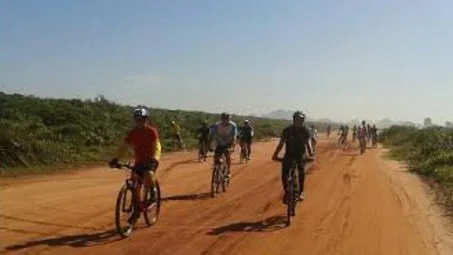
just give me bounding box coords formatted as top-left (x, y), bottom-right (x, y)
top-left (1, 0), bottom-right (452, 124)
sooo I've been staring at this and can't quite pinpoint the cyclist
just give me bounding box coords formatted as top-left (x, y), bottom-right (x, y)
top-left (358, 120), bottom-right (368, 149)
top-left (344, 124), bottom-right (350, 141)
top-left (352, 125), bottom-right (358, 142)
top-left (366, 123), bottom-right (372, 145)
top-left (272, 111), bottom-right (311, 203)
top-left (109, 106), bottom-right (161, 226)
top-left (326, 124), bottom-right (331, 139)
top-left (197, 120), bottom-right (210, 157)
top-left (371, 124), bottom-right (378, 147)
top-left (170, 120), bottom-right (184, 149)
top-left (240, 120), bottom-right (254, 159)
top-left (338, 124), bottom-right (346, 145)
top-left (308, 124), bottom-right (318, 154)
top-left (208, 113), bottom-right (237, 179)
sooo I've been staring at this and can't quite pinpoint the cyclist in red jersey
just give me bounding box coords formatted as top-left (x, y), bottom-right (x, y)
top-left (109, 106), bottom-right (162, 199)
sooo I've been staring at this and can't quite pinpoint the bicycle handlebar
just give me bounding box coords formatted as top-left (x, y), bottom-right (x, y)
top-left (272, 157), bottom-right (314, 163)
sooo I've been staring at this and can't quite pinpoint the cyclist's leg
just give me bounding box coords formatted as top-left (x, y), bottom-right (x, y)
top-left (214, 145), bottom-right (222, 164)
top-left (178, 134), bottom-right (184, 148)
top-left (224, 146), bottom-right (231, 175)
top-left (281, 158), bottom-right (291, 202)
top-left (140, 161), bottom-right (159, 200)
top-left (247, 138), bottom-right (252, 157)
top-left (297, 160), bottom-right (305, 196)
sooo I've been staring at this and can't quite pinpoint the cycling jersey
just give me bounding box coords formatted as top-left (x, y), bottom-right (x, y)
top-left (241, 125), bottom-right (254, 140)
top-left (171, 122), bottom-right (181, 135)
top-left (281, 125), bottom-right (311, 159)
top-left (197, 125), bottom-right (210, 141)
top-left (210, 121), bottom-right (237, 147)
top-left (125, 125), bottom-right (161, 165)
top-left (357, 125), bottom-right (367, 139)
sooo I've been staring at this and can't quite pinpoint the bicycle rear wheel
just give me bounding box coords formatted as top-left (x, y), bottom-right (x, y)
top-left (144, 181), bottom-right (161, 226)
top-left (115, 184), bottom-right (135, 238)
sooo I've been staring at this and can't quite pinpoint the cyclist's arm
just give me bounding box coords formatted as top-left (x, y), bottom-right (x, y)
top-left (273, 138), bottom-right (285, 159)
top-left (207, 125), bottom-right (217, 147)
top-left (153, 139), bottom-right (162, 162)
top-left (114, 131), bottom-right (134, 160)
top-left (114, 141), bottom-right (129, 160)
top-left (273, 129), bottom-right (287, 159)
top-left (232, 122), bottom-right (238, 145)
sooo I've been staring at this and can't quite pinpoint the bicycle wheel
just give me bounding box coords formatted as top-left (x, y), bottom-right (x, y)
top-left (286, 178), bottom-right (294, 226)
top-left (244, 146), bottom-right (249, 164)
top-left (144, 181), bottom-right (161, 226)
top-left (239, 148), bottom-right (244, 164)
top-left (221, 163), bottom-right (229, 192)
top-left (360, 140), bottom-right (366, 154)
top-left (115, 184), bottom-right (135, 238)
top-left (211, 165), bottom-right (220, 197)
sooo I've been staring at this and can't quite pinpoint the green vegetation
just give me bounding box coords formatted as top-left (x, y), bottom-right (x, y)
top-left (379, 125), bottom-right (453, 210)
top-left (1, 92), bottom-right (301, 175)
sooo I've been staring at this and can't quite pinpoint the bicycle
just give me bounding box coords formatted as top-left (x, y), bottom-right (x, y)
top-left (371, 134), bottom-right (378, 148)
top-left (112, 162), bottom-right (161, 238)
top-left (337, 134), bottom-right (347, 150)
top-left (198, 140), bottom-right (208, 162)
top-left (273, 157), bottom-right (300, 226)
top-left (211, 150), bottom-right (230, 197)
top-left (239, 141), bottom-right (249, 164)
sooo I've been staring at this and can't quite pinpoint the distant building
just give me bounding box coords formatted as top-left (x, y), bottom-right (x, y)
top-left (424, 117), bottom-right (432, 127)
top-left (446, 121), bottom-right (453, 128)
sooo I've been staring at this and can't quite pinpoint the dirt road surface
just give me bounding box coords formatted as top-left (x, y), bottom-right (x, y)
top-left (2, 137), bottom-right (452, 255)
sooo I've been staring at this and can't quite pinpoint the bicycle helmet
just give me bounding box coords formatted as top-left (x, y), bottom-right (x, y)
top-left (133, 107), bottom-right (149, 118)
top-left (362, 120), bottom-right (366, 125)
top-left (293, 111), bottom-right (305, 120)
top-left (244, 119), bottom-right (249, 124)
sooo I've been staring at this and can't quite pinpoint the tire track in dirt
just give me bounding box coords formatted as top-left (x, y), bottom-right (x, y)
top-left (2, 139), bottom-right (452, 255)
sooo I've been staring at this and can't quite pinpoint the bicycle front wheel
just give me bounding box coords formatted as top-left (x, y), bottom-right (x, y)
top-left (211, 166), bottom-right (220, 197)
top-left (221, 164), bottom-right (229, 192)
top-left (144, 181), bottom-right (161, 226)
top-left (115, 184), bottom-right (135, 238)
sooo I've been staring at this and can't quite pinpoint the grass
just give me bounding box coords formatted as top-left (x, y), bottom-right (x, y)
top-left (379, 125), bottom-right (453, 212)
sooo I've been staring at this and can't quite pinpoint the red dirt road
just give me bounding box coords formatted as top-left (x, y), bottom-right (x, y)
top-left (2, 138), bottom-right (452, 255)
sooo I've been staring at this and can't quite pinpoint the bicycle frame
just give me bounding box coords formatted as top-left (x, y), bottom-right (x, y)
top-left (118, 164), bottom-right (149, 211)
top-left (273, 157), bottom-right (300, 226)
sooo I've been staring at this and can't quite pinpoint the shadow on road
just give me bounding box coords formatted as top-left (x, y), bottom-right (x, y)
top-left (5, 229), bottom-right (120, 252)
top-left (162, 192), bottom-right (212, 202)
top-left (207, 215), bottom-right (287, 235)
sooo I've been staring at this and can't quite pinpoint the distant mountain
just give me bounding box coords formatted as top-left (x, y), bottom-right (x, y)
top-left (374, 119), bottom-right (417, 128)
top-left (261, 109), bottom-right (294, 120)
top-left (261, 110), bottom-right (337, 123)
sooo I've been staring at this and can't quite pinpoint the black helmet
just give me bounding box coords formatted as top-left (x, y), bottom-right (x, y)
top-left (293, 111), bottom-right (305, 120)
top-left (362, 120), bottom-right (366, 125)
top-left (220, 113), bottom-right (230, 120)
